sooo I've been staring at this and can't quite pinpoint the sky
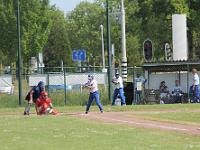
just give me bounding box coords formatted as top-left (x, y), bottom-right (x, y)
top-left (50, 0), bottom-right (94, 14)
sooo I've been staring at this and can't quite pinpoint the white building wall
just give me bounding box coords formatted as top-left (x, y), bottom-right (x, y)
top-left (28, 73), bottom-right (107, 86)
top-left (0, 75), bottom-right (14, 94)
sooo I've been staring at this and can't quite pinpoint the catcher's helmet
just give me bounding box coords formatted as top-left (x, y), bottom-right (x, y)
top-left (41, 91), bottom-right (48, 96)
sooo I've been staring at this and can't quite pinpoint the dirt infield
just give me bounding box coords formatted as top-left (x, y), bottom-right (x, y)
top-left (68, 112), bottom-right (200, 136)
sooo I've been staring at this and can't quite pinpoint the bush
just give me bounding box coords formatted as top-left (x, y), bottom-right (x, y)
top-left (0, 87), bottom-right (110, 108)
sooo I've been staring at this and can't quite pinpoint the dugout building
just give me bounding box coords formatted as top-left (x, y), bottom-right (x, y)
top-left (124, 60), bottom-right (200, 105)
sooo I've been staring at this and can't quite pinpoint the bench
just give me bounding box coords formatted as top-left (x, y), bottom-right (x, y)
top-left (144, 89), bottom-right (160, 104)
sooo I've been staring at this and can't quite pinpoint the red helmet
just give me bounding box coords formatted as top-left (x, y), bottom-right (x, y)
top-left (41, 91), bottom-right (48, 97)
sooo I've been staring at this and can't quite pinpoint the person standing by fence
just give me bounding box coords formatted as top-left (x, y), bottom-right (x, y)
top-left (24, 81), bottom-right (45, 115)
top-left (133, 73), bottom-right (146, 104)
top-left (191, 68), bottom-right (200, 103)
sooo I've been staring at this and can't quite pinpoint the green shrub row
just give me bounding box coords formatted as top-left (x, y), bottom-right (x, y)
top-left (0, 86), bottom-right (110, 108)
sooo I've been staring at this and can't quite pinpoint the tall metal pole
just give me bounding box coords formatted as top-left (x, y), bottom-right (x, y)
top-left (106, 0), bottom-right (112, 102)
top-left (100, 25), bottom-right (106, 72)
top-left (64, 69), bottom-right (67, 105)
top-left (121, 0), bottom-right (127, 81)
top-left (17, 0), bottom-right (22, 106)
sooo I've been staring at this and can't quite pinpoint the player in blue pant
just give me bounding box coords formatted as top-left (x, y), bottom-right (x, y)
top-left (83, 74), bottom-right (103, 114)
top-left (191, 68), bottom-right (200, 103)
top-left (112, 72), bottom-right (126, 106)
top-left (134, 73), bottom-right (146, 104)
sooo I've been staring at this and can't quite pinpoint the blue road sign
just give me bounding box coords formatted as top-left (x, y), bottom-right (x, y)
top-left (72, 50), bottom-right (86, 62)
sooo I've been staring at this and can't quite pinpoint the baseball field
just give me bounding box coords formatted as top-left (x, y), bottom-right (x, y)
top-left (0, 104), bottom-right (200, 150)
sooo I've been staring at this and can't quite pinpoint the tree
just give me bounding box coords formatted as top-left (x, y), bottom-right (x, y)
top-left (188, 0), bottom-right (200, 59)
top-left (0, 0), bottom-right (17, 65)
top-left (0, 0), bottom-right (52, 67)
top-left (1, 0), bottom-right (200, 70)
top-left (66, 2), bottom-right (106, 67)
top-left (44, 9), bottom-right (71, 67)
top-left (125, 0), bottom-right (190, 62)
top-left (20, 0), bottom-right (52, 65)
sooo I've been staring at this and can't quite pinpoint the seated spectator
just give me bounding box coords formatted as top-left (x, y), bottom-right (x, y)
top-left (36, 91), bottom-right (58, 115)
top-left (159, 81), bottom-right (170, 104)
top-left (171, 80), bottom-right (183, 103)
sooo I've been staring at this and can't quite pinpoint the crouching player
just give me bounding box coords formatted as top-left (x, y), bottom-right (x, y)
top-left (36, 91), bottom-right (58, 115)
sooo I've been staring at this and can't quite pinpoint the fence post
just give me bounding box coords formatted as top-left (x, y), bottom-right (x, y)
top-left (64, 69), bottom-right (67, 105)
top-left (47, 73), bottom-right (50, 96)
top-left (187, 64), bottom-right (189, 103)
top-left (132, 66), bottom-right (136, 105)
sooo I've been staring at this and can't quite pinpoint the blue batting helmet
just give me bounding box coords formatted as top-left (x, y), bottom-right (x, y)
top-left (88, 74), bottom-right (94, 80)
top-left (115, 71), bottom-right (119, 78)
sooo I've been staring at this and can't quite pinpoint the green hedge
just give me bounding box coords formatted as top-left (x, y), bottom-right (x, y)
top-left (0, 86), bottom-right (110, 108)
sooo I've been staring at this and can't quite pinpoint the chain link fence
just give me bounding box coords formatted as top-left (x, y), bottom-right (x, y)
top-left (2, 65), bottom-right (193, 107)
top-left (0, 66), bottom-right (113, 107)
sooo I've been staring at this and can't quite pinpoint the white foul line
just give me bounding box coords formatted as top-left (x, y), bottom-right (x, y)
top-left (92, 115), bottom-right (188, 131)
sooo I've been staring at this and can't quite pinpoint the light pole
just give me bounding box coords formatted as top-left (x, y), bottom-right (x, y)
top-left (100, 24), bottom-right (107, 72)
top-left (121, 0), bottom-right (127, 82)
top-left (106, 0), bottom-right (112, 102)
top-left (17, 0), bottom-right (22, 106)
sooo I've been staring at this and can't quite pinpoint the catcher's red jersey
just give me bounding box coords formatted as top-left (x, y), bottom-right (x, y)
top-left (36, 98), bottom-right (51, 108)
top-left (36, 98), bottom-right (58, 115)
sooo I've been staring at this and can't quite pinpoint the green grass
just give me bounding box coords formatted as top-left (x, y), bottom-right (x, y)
top-left (0, 94), bottom-right (19, 108)
top-left (134, 111), bottom-right (200, 124)
top-left (0, 114), bottom-right (200, 150)
top-left (109, 103), bottom-right (200, 111)
top-left (124, 107), bottom-right (200, 124)
top-left (0, 105), bottom-right (200, 150)
top-left (108, 104), bottom-right (200, 124)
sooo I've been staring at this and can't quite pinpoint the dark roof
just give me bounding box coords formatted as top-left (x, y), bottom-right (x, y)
top-left (142, 60), bottom-right (200, 72)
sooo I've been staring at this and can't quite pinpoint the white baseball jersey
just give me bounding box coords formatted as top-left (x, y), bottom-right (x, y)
top-left (113, 76), bottom-right (123, 89)
top-left (85, 79), bottom-right (98, 93)
top-left (193, 73), bottom-right (199, 85)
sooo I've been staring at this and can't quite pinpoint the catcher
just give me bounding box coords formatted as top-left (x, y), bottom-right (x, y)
top-left (35, 91), bottom-right (58, 115)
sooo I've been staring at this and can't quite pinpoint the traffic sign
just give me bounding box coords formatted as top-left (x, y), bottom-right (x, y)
top-left (72, 50), bottom-right (86, 62)
top-left (143, 39), bottom-right (153, 61)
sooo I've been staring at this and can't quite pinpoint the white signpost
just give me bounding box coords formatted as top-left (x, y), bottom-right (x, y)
top-left (172, 14), bottom-right (188, 61)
